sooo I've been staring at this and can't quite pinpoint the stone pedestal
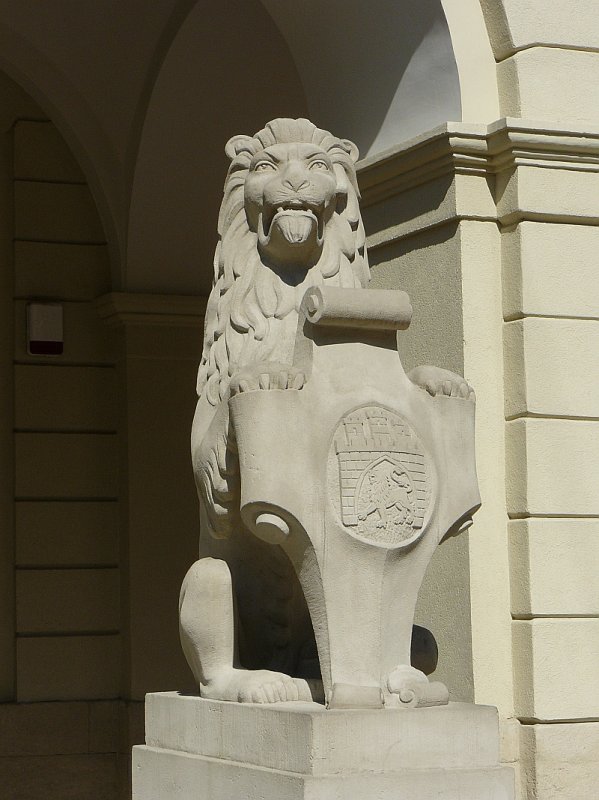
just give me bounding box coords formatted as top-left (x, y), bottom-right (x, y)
top-left (133, 692), bottom-right (515, 799)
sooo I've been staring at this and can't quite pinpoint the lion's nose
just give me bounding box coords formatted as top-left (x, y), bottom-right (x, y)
top-left (283, 176), bottom-right (309, 191)
top-left (282, 164), bottom-right (310, 192)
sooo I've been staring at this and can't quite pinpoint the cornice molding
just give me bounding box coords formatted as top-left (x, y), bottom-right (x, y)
top-left (357, 118), bottom-right (599, 207)
top-left (96, 292), bottom-right (207, 327)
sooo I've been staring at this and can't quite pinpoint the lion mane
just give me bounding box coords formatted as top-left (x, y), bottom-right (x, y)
top-left (193, 119), bottom-right (369, 538)
top-left (196, 118), bottom-right (369, 408)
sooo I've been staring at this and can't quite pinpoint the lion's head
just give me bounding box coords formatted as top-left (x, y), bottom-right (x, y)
top-left (197, 118), bottom-right (369, 407)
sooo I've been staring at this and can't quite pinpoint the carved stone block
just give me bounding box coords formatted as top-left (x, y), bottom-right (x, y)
top-left (133, 693), bottom-right (515, 800)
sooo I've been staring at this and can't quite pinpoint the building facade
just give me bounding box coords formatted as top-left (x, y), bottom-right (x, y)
top-left (0, 2), bottom-right (597, 797)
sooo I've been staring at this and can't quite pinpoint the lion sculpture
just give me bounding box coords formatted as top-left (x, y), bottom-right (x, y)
top-left (180, 118), bottom-right (470, 704)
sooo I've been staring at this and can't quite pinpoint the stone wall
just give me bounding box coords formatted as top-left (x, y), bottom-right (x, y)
top-left (1, 107), bottom-right (125, 796)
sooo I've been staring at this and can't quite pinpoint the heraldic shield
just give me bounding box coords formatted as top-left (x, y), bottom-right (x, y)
top-left (334, 406), bottom-right (430, 548)
top-left (229, 286), bottom-right (480, 710)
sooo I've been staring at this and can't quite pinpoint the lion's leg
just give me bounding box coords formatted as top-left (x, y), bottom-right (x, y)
top-left (179, 558), bottom-right (236, 688)
top-left (179, 557), bottom-right (312, 704)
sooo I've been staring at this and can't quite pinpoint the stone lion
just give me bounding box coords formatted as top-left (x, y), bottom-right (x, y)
top-left (180, 118), bottom-right (467, 704)
top-left (193, 117), bottom-right (368, 537)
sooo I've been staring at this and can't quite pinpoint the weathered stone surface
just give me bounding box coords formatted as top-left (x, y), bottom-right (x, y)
top-left (0, 702), bottom-right (89, 756)
top-left (145, 693), bottom-right (500, 774)
top-left (17, 634), bottom-right (120, 701)
top-left (134, 694), bottom-right (514, 800)
top-left (134, 746), bottom-right (514, 800)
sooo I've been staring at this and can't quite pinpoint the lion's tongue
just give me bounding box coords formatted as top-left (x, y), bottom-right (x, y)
top-left (275, 212), bottom-right (314, 244)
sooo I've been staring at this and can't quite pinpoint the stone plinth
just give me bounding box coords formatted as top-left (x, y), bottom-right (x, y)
top-left (133, 692), bottom-right (515, 799)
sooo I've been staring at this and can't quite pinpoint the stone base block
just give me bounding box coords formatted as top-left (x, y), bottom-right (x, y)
top-left (133, 692), bottom-right (515, 799)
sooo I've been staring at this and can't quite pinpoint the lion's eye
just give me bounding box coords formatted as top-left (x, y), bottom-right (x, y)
top-left (254, 161), bottom-right (276, 172)
top-left (309, 160), bottom-right (329, 171)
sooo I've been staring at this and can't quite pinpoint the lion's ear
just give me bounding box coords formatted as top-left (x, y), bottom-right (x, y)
top-left (340, 138), bottom-right (359, 164)
top-left (225, 135), bottom-right (255, 160)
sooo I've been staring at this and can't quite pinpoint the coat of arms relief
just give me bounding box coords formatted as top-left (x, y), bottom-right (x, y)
top-left (334, 407), bottom-right (431, 547)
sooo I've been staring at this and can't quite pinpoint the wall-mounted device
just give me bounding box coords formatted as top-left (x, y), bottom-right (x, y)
top-left (27, 302), bottom-right (64, 356)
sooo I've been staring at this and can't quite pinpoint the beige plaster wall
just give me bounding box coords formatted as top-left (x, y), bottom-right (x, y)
top-left (476, 2), bottom-right (599, 788)
top-left (502, 211), bottom-right (599, 797)
top-left (480, 0), bottom-right (599, 128)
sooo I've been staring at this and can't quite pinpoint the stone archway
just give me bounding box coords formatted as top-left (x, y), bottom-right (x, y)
top-left (126, 0), bottom-right (309, 295)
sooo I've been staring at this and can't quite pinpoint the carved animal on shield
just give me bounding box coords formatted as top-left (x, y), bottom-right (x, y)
top-left (358, 467), bottom-right (415, 530)
top-left (179, 118), bottom-right (473, 705)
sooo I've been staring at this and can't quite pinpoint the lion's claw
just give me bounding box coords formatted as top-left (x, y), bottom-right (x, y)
top-left (230, 364), bottom-right (306, 395)
top-left (408, 365), bottom-right (474, 402)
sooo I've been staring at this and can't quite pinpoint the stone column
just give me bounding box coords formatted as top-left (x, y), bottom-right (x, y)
top-left (97, 293), bottom-right (205, 793)
top-left (499, 126), bottom-right (599, 797)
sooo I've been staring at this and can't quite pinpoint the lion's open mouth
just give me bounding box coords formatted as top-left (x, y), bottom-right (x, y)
top-left (259, 201), bottom-right (323, 248)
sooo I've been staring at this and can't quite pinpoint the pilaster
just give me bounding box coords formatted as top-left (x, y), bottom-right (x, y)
top-left (358, 123), bottom-right (513, 716)
top-left (0, 117), bottom-right (15, 701)
top-left (359, 114), bottom-right (599, 797)
top-left (97, 293), bottom-right (205, 700)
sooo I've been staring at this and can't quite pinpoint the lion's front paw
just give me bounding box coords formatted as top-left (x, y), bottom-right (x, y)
top-left (230, 363), bottom-right (306, 395)
top-left (407, 365), bottom-right (475, 401)
top-left (201, 668), bottom-right (313, 704)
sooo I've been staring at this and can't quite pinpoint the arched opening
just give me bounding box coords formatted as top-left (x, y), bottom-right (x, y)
top-left (126, 0), bottom-right (482, 295)
top-left (261, 0), bottom-right (462, 156)
top-left (126, 0), bottom-right (309, 295)
top-left (0, 21), bottom-right (124, 287)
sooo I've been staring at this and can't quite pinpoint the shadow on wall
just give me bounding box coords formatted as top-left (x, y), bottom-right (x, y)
top-left (260, 0), bottom-right (461, 156)
top-left (126, 0), bottom-right (309, 296)
top-left (369, 219), bottom-right (463, 375)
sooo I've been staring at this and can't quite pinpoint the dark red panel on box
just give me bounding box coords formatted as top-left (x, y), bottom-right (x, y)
top-left (28, 340), bottom-right (64, 356)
